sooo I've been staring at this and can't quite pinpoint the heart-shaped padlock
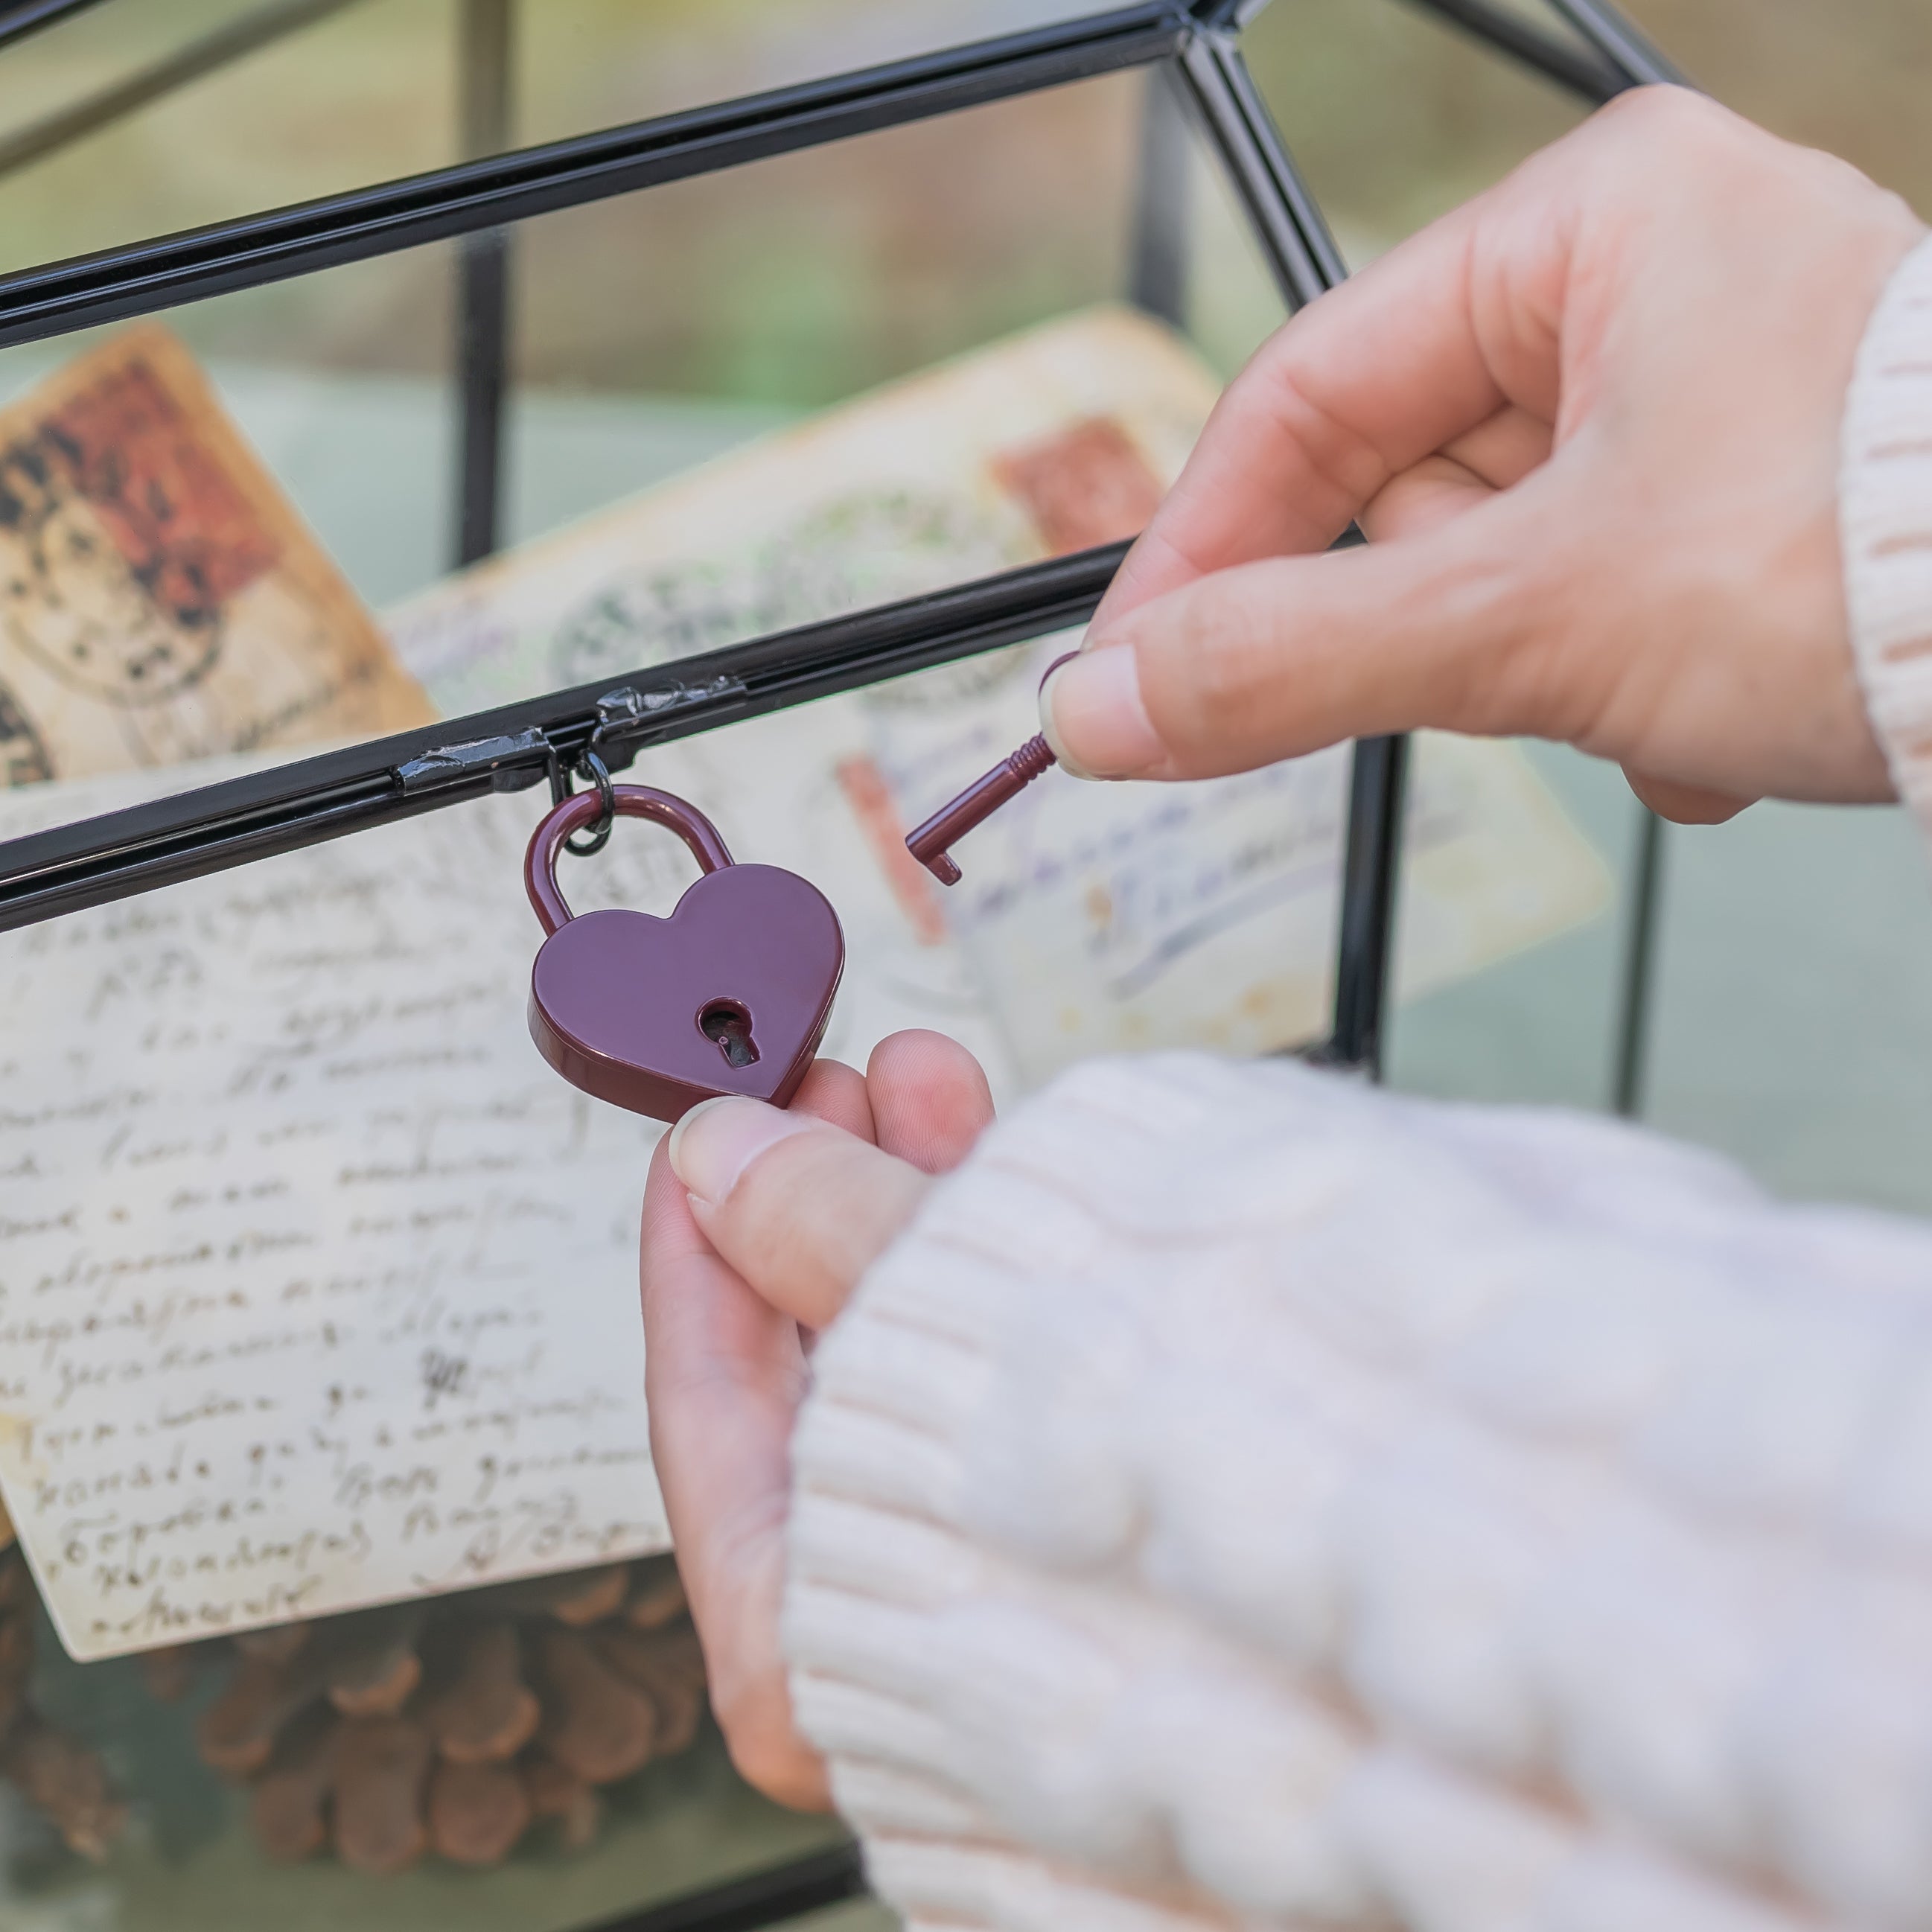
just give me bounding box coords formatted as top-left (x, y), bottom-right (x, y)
top-left (524, 785), bottom-right (844, 1123)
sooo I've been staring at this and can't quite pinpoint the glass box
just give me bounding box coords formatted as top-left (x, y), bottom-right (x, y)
top-left (0, 1), bottom-right (1922, 1928)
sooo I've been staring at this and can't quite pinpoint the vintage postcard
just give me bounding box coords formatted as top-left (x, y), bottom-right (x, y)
top-left (0, 326), bottom-right (431, 782)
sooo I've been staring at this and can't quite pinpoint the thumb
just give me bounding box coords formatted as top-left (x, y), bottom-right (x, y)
top-left (667, 1097), bottom-right (930, 1330)
top-left (1043, 498), bottom-right (1549, 781)
top-left (1624, 769), bottom-right (1751, 825)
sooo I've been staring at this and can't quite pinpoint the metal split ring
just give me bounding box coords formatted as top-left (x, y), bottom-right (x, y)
top-left (561, 748), bottom-right (617, 857)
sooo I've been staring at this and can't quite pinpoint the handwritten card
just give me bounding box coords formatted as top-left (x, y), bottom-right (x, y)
top-left (0, 716), bottom-right (1015, 1662)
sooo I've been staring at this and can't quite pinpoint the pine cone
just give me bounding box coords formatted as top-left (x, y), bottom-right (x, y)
top-left (0, 1543), bottom-right (127, 1863)
top-left (3, 1716), bottom-right (126, 1863)
top-left (184, 1558), bottom-right (701, 1872)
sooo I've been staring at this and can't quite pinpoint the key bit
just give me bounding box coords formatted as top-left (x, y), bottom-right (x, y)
top-left (905, 736), bottom-right (1057, 886)
top-left (905, 652), bottom-right (1080, 886)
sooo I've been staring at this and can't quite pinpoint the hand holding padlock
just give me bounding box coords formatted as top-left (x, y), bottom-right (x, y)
top-left (524, 785), bottom-right (844, 1123)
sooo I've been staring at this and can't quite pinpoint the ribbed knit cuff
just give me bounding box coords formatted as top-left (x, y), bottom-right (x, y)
top-left (1843, 233), bottom-right (1932, 850)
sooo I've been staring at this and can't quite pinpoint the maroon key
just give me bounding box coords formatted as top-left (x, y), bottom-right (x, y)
top-left (905, 653), bottom-right (1076, 885)
top-left (525, 786), bottom-right (844, 1124)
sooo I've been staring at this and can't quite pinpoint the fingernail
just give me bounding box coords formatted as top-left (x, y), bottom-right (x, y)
top-left (669, 1097), bottom-right (814, 1205)
top-left (1040, 647), bottom-right (1164, 780)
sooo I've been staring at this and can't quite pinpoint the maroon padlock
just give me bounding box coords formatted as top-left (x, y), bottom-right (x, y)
top-left (525, 785), bottom-right (845, 1123)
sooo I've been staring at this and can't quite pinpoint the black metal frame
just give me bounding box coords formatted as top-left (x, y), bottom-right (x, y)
top-left (0, 1), bottom-right (1678, 1916)
top-left (0, 0), bottom-right (106, 51)
top-left (454, 0), bottom-right (515, 566)
top-left (0, 0), bottom-right (368, 186)
top-left (587, 1845), bottom-right (868, 1932)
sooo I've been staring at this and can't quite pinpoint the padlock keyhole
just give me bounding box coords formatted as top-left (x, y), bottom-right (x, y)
top-left (699, 1001), bottom-right (760, 1069)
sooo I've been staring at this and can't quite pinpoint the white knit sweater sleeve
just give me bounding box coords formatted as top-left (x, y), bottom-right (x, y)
top-left (782, 1055), bottom-right (1932, 1932)
top-left (1845, 232), bottom-right (1932, 836)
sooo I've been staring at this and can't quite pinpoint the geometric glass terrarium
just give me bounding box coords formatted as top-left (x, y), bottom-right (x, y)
top-left (0, 2), bottom-right (1678, 1927)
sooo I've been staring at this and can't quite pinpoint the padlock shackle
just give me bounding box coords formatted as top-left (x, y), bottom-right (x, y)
top-left (525, 785), bottom-right (736, 937)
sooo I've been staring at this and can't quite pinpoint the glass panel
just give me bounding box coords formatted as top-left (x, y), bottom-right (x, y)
top-left (0, 1), bottom-right (456, 277)
top-left (0, 67), bottom-right (1165, 757)
top-left (1636, 805), bottom-right (1932, 1218)
top-left (1241, 0), bottom-right (1589, 262)
top-left (0, 0), bottom-right (1117, 277)
top-left (1387, 740), bottom-right (1639, 1116)
top-left (0, 58), bottom-right (1404, 1087)
top-left (521, 0), bottom-right (1128, 144)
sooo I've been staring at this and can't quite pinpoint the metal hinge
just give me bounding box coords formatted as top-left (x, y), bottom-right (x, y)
top-left (585, 675), bottom-right (750, 753)
top-left (393, 726), bottom-right (551, 795)
top-left (391, 675), bottom-right (751, 799)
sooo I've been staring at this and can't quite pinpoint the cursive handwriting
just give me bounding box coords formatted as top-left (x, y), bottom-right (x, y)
top-left (0, 772), bottom-right (675, 1659)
